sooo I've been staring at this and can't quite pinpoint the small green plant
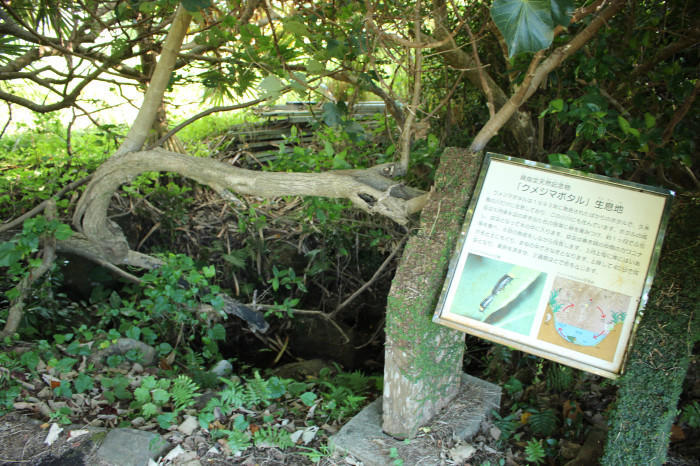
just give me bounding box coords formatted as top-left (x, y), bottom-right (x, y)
top-left (491, 410), bottom-right (520, 447)
top-left (298, 444), bottom-right (333, 463)
top-left (0, 375), bottom-right (21, 415)
top-left (314, 368), bottom-right (374, 422)
top-left (49, 406), bottom-right (73, 425)
top-left (253, 426), bottom-right (294, 449)
top-left (546, 364), bottom-right (575, 391)
top-left (528, 408), bottom-right (559, 437)
top-left (680, 401), bottom-right (700, 429)
top-left (524, 438), bottom-right (546, 464)
top-left (389, 446), bottom-right (404, 466)
top-left (0, 216), bottom-right (73, 298)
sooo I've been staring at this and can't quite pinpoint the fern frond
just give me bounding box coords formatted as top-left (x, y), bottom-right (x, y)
top-left (219, 377), bottom-right (248, 409)
top-left (546, 365), bottom-right (575, 391)
top-left (172, 375), bottom-right (199, 410)
top-left (253, 426), bottom-right (294, 450)
top-left (524, 439), bottom-right (546, 464)
top-left (529, 408), bottom-right (559, 437)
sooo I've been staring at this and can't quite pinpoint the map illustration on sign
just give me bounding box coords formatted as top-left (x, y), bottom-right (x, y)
top-left (548, 277), bottom-right (629, 346)
top-left (433, 154), bottom-right (673, 378)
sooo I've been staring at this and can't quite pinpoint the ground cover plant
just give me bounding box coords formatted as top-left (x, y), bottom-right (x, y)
top-left (1, 0), bottom-right (698, 463)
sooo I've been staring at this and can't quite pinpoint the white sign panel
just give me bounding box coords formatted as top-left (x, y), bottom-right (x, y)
top-left (433, 154), bottom-right (674, 378)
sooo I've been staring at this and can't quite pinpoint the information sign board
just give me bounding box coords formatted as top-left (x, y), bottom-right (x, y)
top-left (433, 153), bottom-right (674, 378)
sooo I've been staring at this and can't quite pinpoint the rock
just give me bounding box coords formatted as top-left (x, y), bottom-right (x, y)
top-left (206, 445), bottom-right (220, 455)
top-left (489, 425), bottom-right (502, 440)
top-left (89, 338), bottom-right (156, 367)
top-left (38, 402), bottom-right (51, 417)
top-left (564, 426), bottom-right (606, 466)
top-left (165, 431), bottom-right (185, 444)
top-left (131, 416), bottom-right (146, 427)
top-left (209, 360), bottom-right (233, 377)
top-left (95, 428), bottom-right (168, 466)
top-left (177, 416), bottom-right (199, 436)
top-left (154, 445), bottom-right (201, 466)
top-left (172, 450), bottom-right (200, 465)
top-left (559, 439), bottom-right (581, 460)
top-left (47, 400), bottom-right (67, 411)
top-left (449, 443), bottom-right (476, 463)
top-left (131, 362), bottom-right (144, 374)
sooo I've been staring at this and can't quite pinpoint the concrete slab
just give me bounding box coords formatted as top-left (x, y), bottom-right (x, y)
top-left (330, 374), bottom-right (501, 466)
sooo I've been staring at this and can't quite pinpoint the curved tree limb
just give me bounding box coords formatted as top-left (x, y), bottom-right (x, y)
top-left (73, 149), bottom-right (427, 262)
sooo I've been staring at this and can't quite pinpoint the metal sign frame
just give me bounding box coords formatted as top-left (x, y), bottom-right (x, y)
top-left (433, 153), bottom-right (674, 378)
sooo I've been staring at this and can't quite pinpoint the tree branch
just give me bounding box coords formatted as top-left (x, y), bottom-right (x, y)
top-left (115, 6), bottom-right (192, 156)
top-left (431, 0), bottom-right (536, 154)
top-left (74, 150), bottom-right (427, 262)
top-left (469, 0), bottom-right (626, 152)
top-left (1, 200), bottom-right (57, 339)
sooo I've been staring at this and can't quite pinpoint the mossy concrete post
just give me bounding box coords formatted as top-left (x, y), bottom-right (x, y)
top-left (382, 148), bottom-right (484, 438)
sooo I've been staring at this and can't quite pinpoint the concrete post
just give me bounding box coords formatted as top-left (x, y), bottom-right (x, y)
top-left (382, 148), bottom-right (484, 438)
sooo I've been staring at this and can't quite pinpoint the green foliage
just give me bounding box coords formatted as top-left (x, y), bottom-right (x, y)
top-left (490, 0), bottom-right (573, 57)
top-left (217, 428), bottom-right (252, 454)
top-left (49, 406), bottom-right (73, 425)
top-left (524, 438), bottom-right (547, 464)
top-left (181, 0), bottom-right (212, 12)
top-left (491, 410), bottom-right (520, 447)
top-left (0, 116), bottom-right (117, 218)
top-left (0, 216), bottom-right (72, 292)
top-left (0, 216), bottom-right (76, 334)
top-left (130, 374), bottom-right (199, 427)
top-left (680, 401), bottom-right (700, 429)
top-left (253, 426), bottom-right (294, 449)
top-left (97, 253), bottom-right (224, 359)
top-left (314, 367), bottom-right (376, 422)
top-left (528, 408), bottom-right (559, 437)
top-left (0, 373), bottom-right (21, 416)
top-left (545, 365), bottom-right (575, 391)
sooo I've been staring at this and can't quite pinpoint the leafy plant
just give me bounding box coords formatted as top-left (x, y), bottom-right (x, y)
top-left (524, 438), bottom-right (547, 464)
top-left (171, 374), bottom-right (199, 410)
top-left (680, 401), bottom-right (700, 429)
top-left (0, 379), bottom-right (20, 416)
top-left (0, 216), bottom-right (73, 300)
top-left (253, 426), bottom-right (294, 449)
top-left (97, 253), bottom-right (225, 358)
top-left (491, 410), bottom-right (520, 447)
top-left (546, 365), bottom-right (575, 391)
top-left (528, 408), bottom-right (559, 437)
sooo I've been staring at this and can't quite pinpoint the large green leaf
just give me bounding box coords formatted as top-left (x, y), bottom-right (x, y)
top-left (550, 0), bottom-right (575, 27)
top-left (181, 0), bottom-right (211, 12)
top-left (259, 75), bottom-right (284, 98)
top-left (490, 0), bottom-right (554, 57)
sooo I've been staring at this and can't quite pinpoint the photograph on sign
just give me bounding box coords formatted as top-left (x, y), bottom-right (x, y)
top-left (433, 153), bottom-right (673, 378)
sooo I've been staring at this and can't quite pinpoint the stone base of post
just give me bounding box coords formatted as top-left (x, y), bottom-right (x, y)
top-left (331, 374), bottom-right (501, 466)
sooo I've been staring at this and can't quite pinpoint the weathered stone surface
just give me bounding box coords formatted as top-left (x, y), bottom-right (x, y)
top-left (95, 428), bottom-right (168, 466)
top-left (332, 374), bottom-right (501, 465)
top-left (383, 148), bottom-right (485, 438)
